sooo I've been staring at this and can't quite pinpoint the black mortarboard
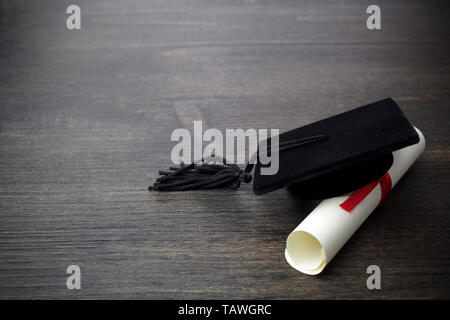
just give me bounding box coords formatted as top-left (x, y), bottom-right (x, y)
top-left (252, 98), bottom-right (419, 198)
top-left (149, 98), bottom-right (419, 199)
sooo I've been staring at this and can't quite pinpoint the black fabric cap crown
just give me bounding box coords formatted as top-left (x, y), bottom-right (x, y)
top-left (252, 98), bottom-right (419, 198)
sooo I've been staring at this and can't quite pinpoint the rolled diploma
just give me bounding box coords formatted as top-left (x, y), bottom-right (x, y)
top-left (285, 127), bottom-right (425, 275)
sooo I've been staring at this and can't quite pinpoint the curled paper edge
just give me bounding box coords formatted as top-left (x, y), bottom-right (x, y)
top-left (285, 127), bottom-right (426, 275)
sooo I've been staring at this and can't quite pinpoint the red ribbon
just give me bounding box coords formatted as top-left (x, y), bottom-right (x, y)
top-left (339, 172), bottom-right (392, 212)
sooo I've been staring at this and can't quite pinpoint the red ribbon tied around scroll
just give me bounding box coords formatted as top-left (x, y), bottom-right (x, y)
top-left (339, 172), bottom-right (392, 212)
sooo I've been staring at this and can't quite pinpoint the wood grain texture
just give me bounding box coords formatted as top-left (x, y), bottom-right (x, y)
top-left (0, 0), bottom-right (449, 299)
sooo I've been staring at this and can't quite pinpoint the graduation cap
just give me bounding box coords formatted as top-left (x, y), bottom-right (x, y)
top-left (149, 98), bottom-right (419, 200)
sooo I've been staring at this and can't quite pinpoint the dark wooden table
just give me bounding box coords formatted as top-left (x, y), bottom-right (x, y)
top-left (1, 0), bottom-right (449, 299)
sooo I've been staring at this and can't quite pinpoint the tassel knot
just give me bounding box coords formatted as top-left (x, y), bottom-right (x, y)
top-left (238, 170), bottom-right (253, 184)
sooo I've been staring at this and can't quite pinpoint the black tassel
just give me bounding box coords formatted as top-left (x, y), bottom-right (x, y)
top-left (149, 161), bottom-right (253, 191)
top-left (149, 135), bottom-right (328, 192)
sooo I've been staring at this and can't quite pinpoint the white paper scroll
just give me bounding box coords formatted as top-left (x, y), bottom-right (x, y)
top-left (285, 127), bottom-right (425, 275)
